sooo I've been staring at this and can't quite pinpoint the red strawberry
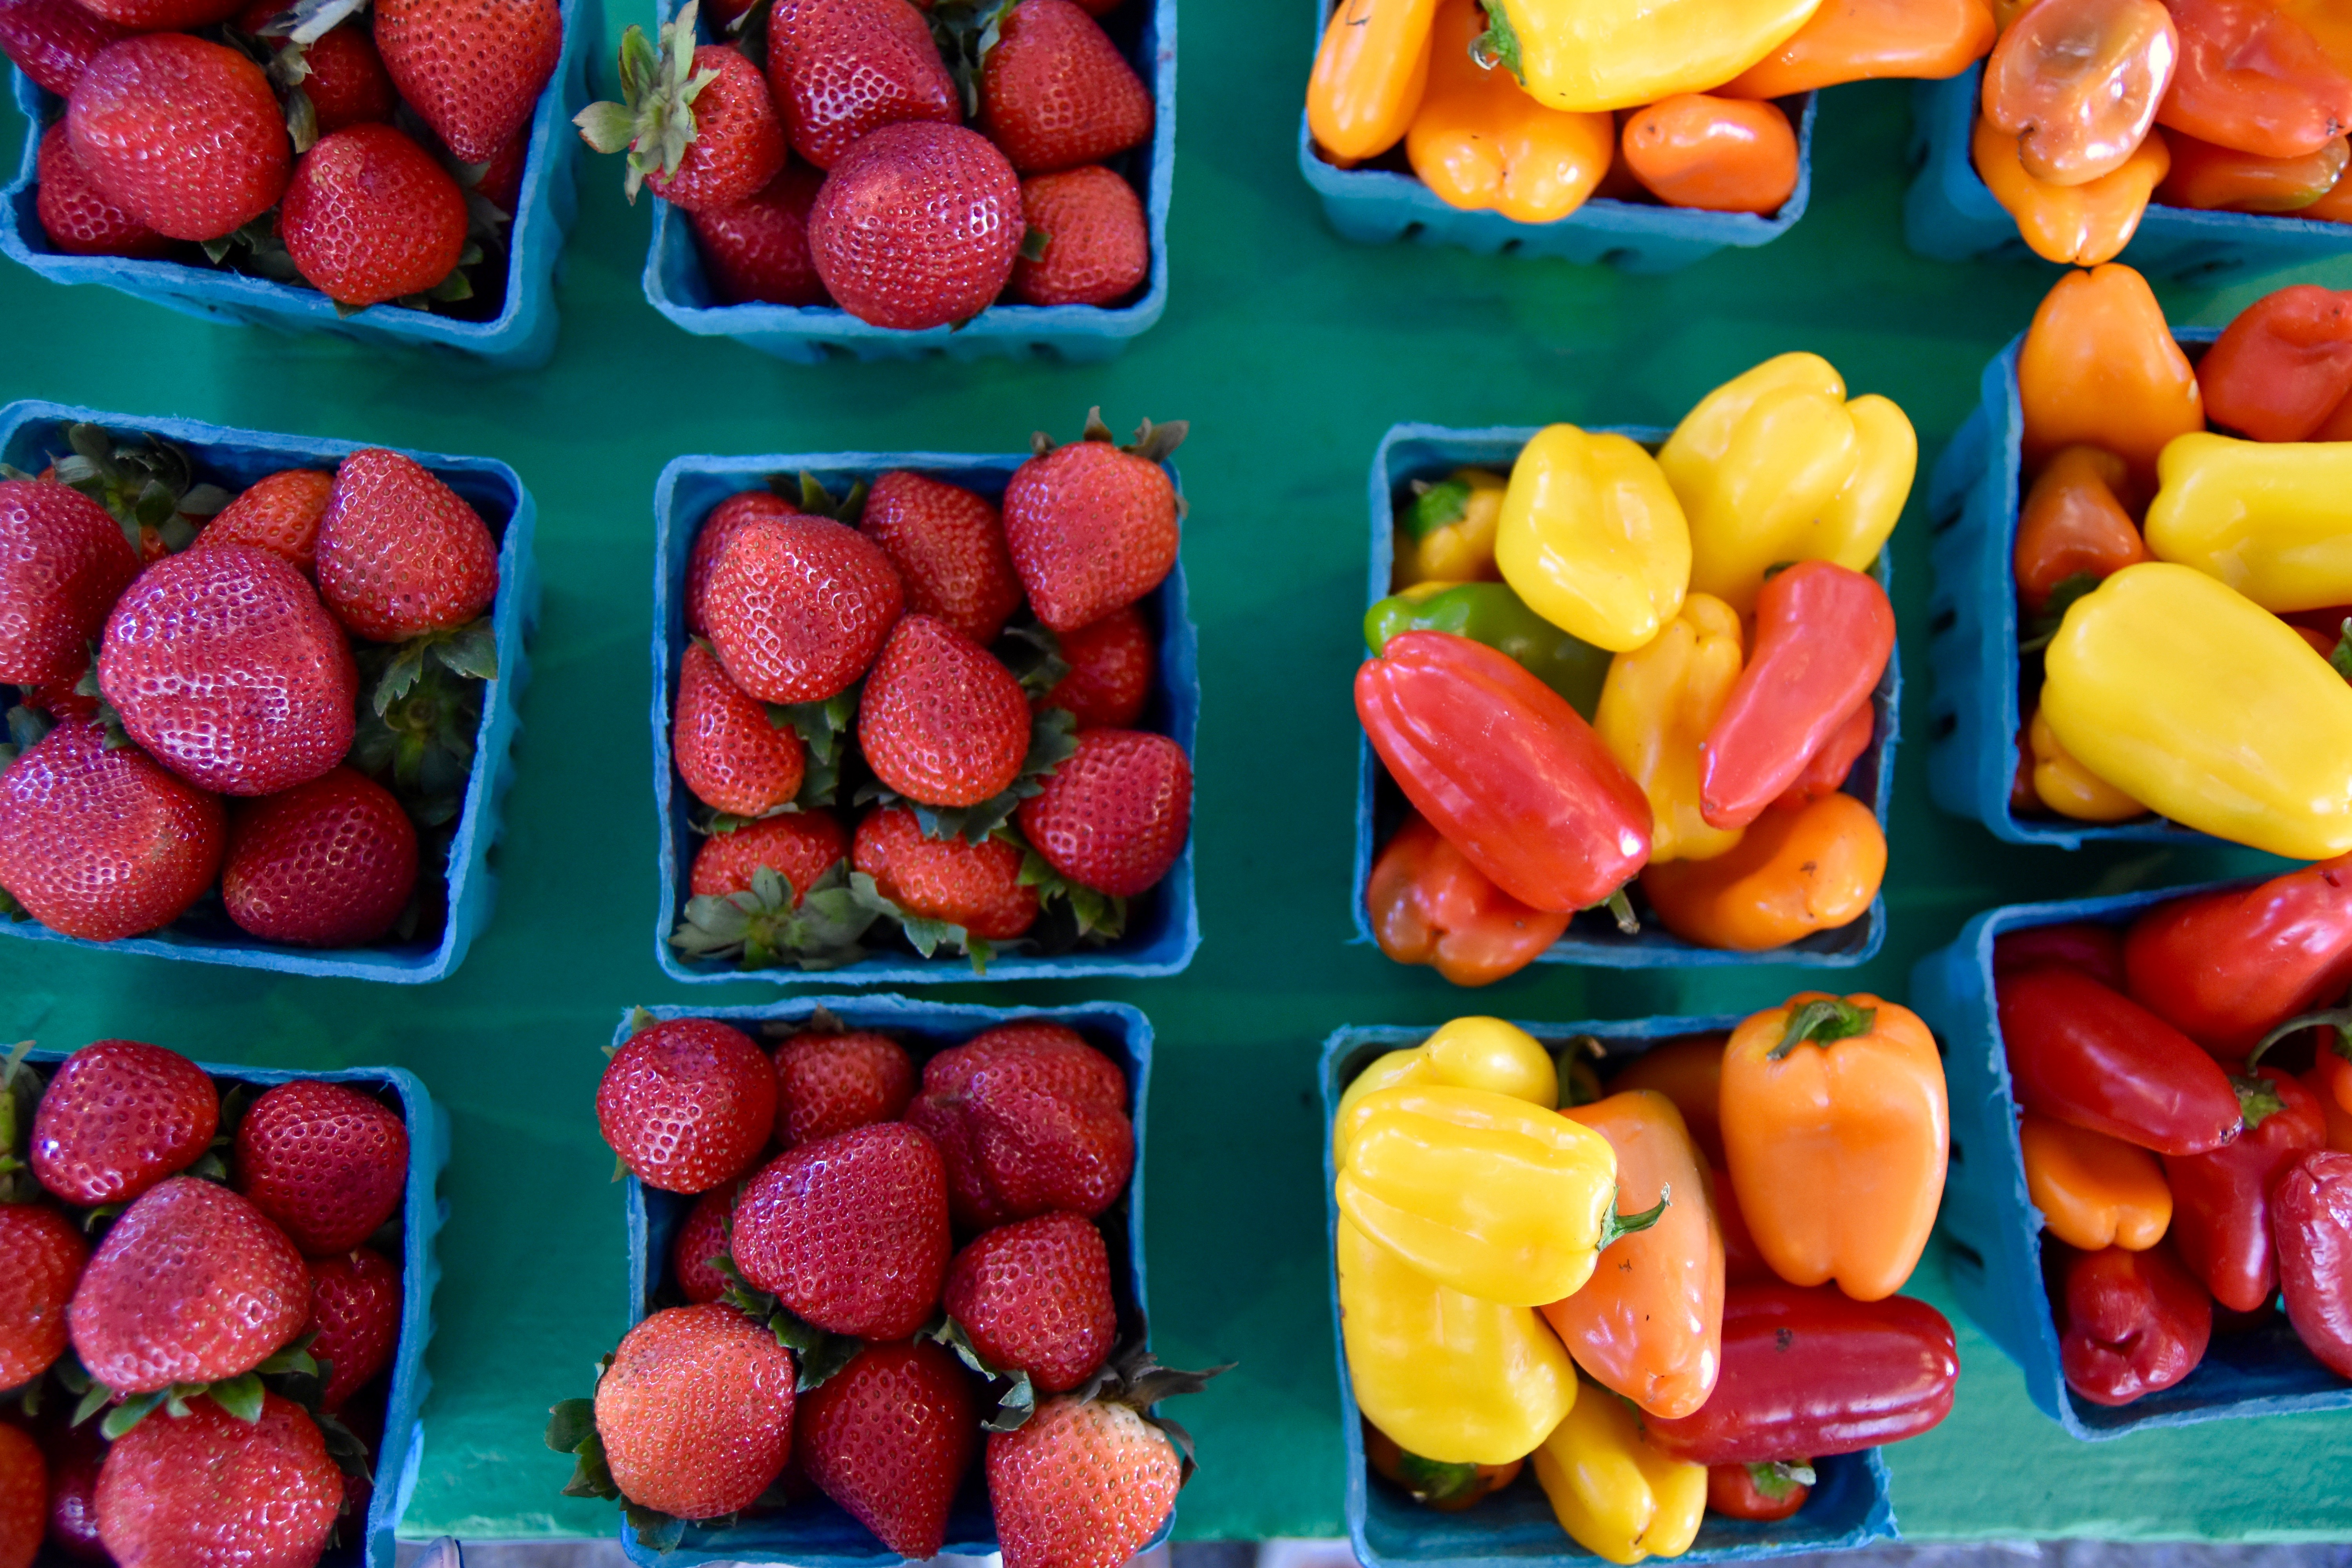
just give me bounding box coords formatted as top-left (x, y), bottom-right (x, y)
top-left (1002, 415), bottom-right (1181, 632)
top-left (375, 0), bottom-right (563, 164)
top-left (806, 121), bottom-right (1023, 331)
top-left (593, 1304), bottom-right (795, 1519)
top-left (987, 1393), bottom-right (1179, 1568)
top-left (44, 1422), bottom-right (106, 1563)
top-left (853, 805), bottom-right (1038, 939)
top-left (690, 163), bottom-right (829, 305)
top-left (670, 1185), bottom-right (735, 1303)
top-left (1035, 604), bottom-right (1151, 728)
top-left (978, 0), bottom-right (1151, 174)
top-left (771, 0), bottom-right (958, 170)
top-left (0, 1425), bottom-right (43, 1568)
top-left (97, 545), bottom-right (356, 798)
top-left (858, 616), bottom-right (1030, 808)
top-left (685, 490), bottom-right (798, 637)
top-left (465, 125), bottom-right (531, 213)
top-left (0, 721), bottom-right (225, 942)
top-left (221, 768), bottom-right (419, 948)
top-left (233, 1080), bottom-right (409, 1256)
top-left (0, 1203), bottom-right (87, 1390)
top-left (598, 1018), bottom-right (777, 1195)
top-left (94, 1393), bottom-right (341, 1568)
top-left (316, 449), bottom-right (501, 641)
top-left (191, 469), bottom-right (334, 575)
top-left (0, 0), bottom-right (129, 98)
top-left (797, 1339), bottom-right (976, 1557)
top-left (30, 1040), bottom-right (219, 1208)
top-left (675, 642), bottom-right (806, 817)
top-left (69, 1178), bottom-right (310, 1393)
top-left (294, 24), bottom-right (399, 135)
top-left (1012, 165), bottom-right (1146, 306)
top-left (73, 0), bottom-right (241, 31)
top-left (860, 472), bottom-right (1022, 646)
top-left (688, 810), bottom-right (848, 901)
top-left (281, 124), bottom-right (470, 308)
top-left (577, 32), bottom-right (784, 211)
top-left (1016, 728), bottom-right (1189, 897)
top-left (0, 478), bottom-right (138, 690)
top-left (907, 1023), bottom-right (1132, 1228)
top-left (945, 1212), bottom-right (1116, 1393)
top-left (771, 1027), bottom-right (914, 1146)
top-left (731, 1122), bottom-right (950, 1339)
top-left (35, 123), bottom-right (169, 259)
top-left (67, 35), bottom-right (289, 242)
top-left (305, 1246), bottom-right (399, 1411)
top-left (703, 513), bottom-right (904, 703)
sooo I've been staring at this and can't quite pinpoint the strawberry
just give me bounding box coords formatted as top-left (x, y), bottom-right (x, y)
top-left (44, 1421), bottom-right (106, 1563)
top-left (978, 0), bottom-right (1151, 174)
top-left (190, 469), bottom-right (334, 575)
top-left (670, 1185), bottom-right (735, 1304)
top-left (94, 1393), bottom-right (341, 1568)
top-left (731, 1122), bottom-right (950, 1339)
top-left (806, 121), bottom-right (1023, 331)
top-left (946, 1211), bottom-right (1115, 1392)
top-left (702, 513), bottom-right (904, 704)
top-left (598, 1018), bottom-right (777, 1195)
top-left (907, 1023), bottom-right (1132, 1228)
top-left (771, 0), bottom-right (958, 170)
top-left (69, 1178), bottom-right (310, 1394)
top-left (1034, 604), bottom-right (1150, 728)
top-left (34, 123), bottom-right (169, 259)
top-left (592, 1304), bottom-right (795, 1519)
top-left (688, 810), bottom-right (847, 901)
top-left (67, 35), bottom-right (290, 242)
top-left (1011, 165), bottom-right (1146, 306)
top-left (288, 24), bottom-right (399, 136)
top-left (233, 1080), bottom-right (410, 1256)
top-left (305, 1246), bottom-right (399, 1411)
top-left (0, 478), bottom-right (138, 690)
top-left (796, 1339), bottom-right (975, 1557)
top-left (1001, 412), bottom-right (1181, 632)
top-left (461, 125), bottom-right (531, 214)
top-left (0, 721), bottom-right (225, 942)
top-left (97, 545), bottom-right (357, 798)
top-left (375, 0), bottom-right (563, 165)
top-left (281, 124), bottom-right (470, 309)
top-left (853, 805), bottom-right (1038, 939)
top-left (316, 448), bottom-right (501, 642)
top-left (689, 163), bottom-right (829, 306)
top-left (0, 1202), bottom-right (87, 1390)
top-left (986, 1391), bottom-right (1180, 1568)
top-left (0, 1425), bottom-right (42, 1568)
top-left (30, 1040), bottom-right (219, 1208)
top-left (576, 13), bottom-right (784, 210)
top-left (1016, 728), bottom-right (1189, 897)
top-left (675, 642), bottom-right (806, 817)
top-left (0, 0), bottom-right (129, 98)
top-left (71, 0), bottom-right (241, 32)
top-left (771, 1026), bottom-right (914, 1146)
top-left (220, 767), bottom-right (419, 947)
top-left (685, 490), bottom-right (797, 637)
top-left (857, 615), bottom-right (1030, 808)
top-left (859, 472), bottom-right (1022, 646)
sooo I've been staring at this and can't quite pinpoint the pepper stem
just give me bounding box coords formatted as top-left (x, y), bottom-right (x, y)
top-left (1595, 1182), bottom-right (1669, 1249)
top-left (2230, 1073), bottom-right (2287, 1131)
top-left (1747, 1460), bottom-right (1816, 1501)
top-left (2246, 1005), bottom-right (2352, 1074)
top-left (1770, 998), bottom-right (1876, 1060)
top-left (1602, 889), bottom-right (1639, 935)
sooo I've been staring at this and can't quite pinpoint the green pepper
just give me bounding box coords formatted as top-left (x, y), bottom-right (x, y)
top-left (1365, 581), bottom-right (1612, 717)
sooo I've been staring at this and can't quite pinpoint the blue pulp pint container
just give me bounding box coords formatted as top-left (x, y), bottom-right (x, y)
top-left (1911, 889), bottom-right (2352, 1437)
top-left (1355, 423), bottom-right (1897, 966)
top-left (613, 994), bottom-right (1161, 1568)
top-left (641, 0), bottom-right (1173, 362)
top-left (0, 0), bottom-right (588, 369)
top-left (1903, 66), bottom-right (2352, 284)
top-left (650, 449), bottom-right (1200, 985)
top-left (1319, 1019), bottom-right (1900, 1566)
top-left (0, 400), bottom-right (538, 982)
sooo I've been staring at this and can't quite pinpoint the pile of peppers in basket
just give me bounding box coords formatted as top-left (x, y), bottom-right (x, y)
top-left (1971, 0), bottom-right (2352, 264)
top-left (1337, 1004), bottom-right (1957, 1559)
top-left (2005, 265), bottom-right (2352, 858)
top-left (1993, 857), bottom-right (2352, 1405)
top-left (1357, 355), bottom-right (1911, 984)
top-left (1305, 0), bottom-right (1995, 222)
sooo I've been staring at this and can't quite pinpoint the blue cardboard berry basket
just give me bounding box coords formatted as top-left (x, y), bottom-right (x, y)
top-left (23, 1045), bottom-right (451, 1568)
top-left (0, 399), bottom-right (539, 982)
top-left (1356, 423), bottom-right (1898, 967)
top-left (1903, 65), bottom-right (2352, 284)
top-left (1910, 888), bottom-right (2352, 1438)
top-left (650, 446), bottom-right (1200, 985)
top-left (639, 0), bottom-right (1174, 362)
top-left (1319, 1019), bottom-right (1901, 1566)
top-left (613, 994), bottom-right (1162, 1568)
top-left (0, 0), bottom-right (589, 369)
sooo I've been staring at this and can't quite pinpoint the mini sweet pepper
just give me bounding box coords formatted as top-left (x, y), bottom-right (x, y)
top-left (1608, 1036), bottom-right (1727, 1166)
top-left (1308, 0), bottom-right (1438, 163)
top-left (2012, 445), bottom-right (2149, 614)
top-left (1363, 1424), bottom-right (1524, 1512)
top-left (2144, 434), bottom-right (2352, 612)
top-left (1476, 0), bottom-right (1825, 113)
top-left (2272, 1149), bottom-right (2352, 1379)
top-left (1497, 426), bottom-right (1691, 653)
top-left (1365, 581), bottom-right (1613, 715)
top-left (1996, 961), bottom-right (2243, 1155)
top-left (2016, 263), bottom-right (2203, 481)
top-left (2155, 0), bottom-right (2352, 160)
top-left (2019, 1111), bottom-right (2174, 1251)
top-left (2055, 1241), bottom-right (2212, 1405)
top-left (1336, 1015), bottom-right (1561, 1167)
top-left (1721, 0), bottom-right (1995, 98)
top-left (1620, 96), bottom-right (1801, 214)
top-left (2163, 1066), bottom-right (2326, 1312)
top-left (1594, 592), bottom-right (1746, 865)
top-left (1366, 814), bottom-right (1574, 988)
top-left (1973, 113), bottom-right (2172, 265)
top-left (1980, 0), bottom-right (2178, 184)
top-left (2157, 127), bottom-right (2350, 211)
top-left (1641, 791), bottom-right (1887, 951)
top-left (2195, 285), bottom-right (2352, 444)
top-left (1408, 0), bottom-right (1616, 223)
top-left (2122, 854), bottom-right (2352, 1056)
top-left (1394, 468), bottom-right (1508, 589)
top-left (1531, 1383), bottom-right (1708, 1564)
top-left (2027, 707), bottom-right (2147, 822)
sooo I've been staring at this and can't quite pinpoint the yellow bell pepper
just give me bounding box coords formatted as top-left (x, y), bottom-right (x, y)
top-left (1308, 0), bottom-right (1439, 165)
top-left (1337, 1217), bottom-right (1581, 1464)
top-left (1334, 1017), bottom-right (1560, 1165)
top-left (1395, 468), bottom-right (1508, 590)
top-left (2143, 434), bottom-right (2352, 613)
top-left (2027, 708), bottom-right (2145, 822)
top-left (2042, 562), bottom-right (2352, 859)
top-left (1595, 593), bottom-right (1746, 864)
top-left (1407, 0), bottom-right (1616, 223)
top-left (1973, 113), bottom-right (2170, 267)
top-left (1530, 1382), bottom-right (1708, 1564)
top-left (1657, 354), bottom-right (1917, 613)
top-left (1480, 0), bottom-right (1825, 113)
top-left (1497, 426), bottom-right (1692, 653)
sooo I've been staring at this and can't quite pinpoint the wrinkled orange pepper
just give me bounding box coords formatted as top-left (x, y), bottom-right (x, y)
top-left (2014, 445), bottom-right (2149, 612)
top-left (1406, 0), bottom-right (1616, 222)
top-left (1982, 0), bottom-right (2178, 184)
top-left (2156, 0), bottom-right (2352, 161)
top-left (2016, 263), bottom-right (2204, 483)
top-left (2157, 127), bottom-right (2350, 209)
top-left (1720, 0), bottom-right (1995, 98)
top-left (1621, 96), bottom-right (1801, 213)
top-left (2019, 1111), bottom-right (2174, 1250)
top-left (1973, 113), bottom-right (2172, 265)
top-left (1609, 1037), bottom-right (1727, 1166)
top-left (1367, 813), bottom-right (1573, 987)
top-left (1308, 0), bottom-right (1438, 163)
top-left (1641, 791), bottom-right (1884, 952)
top-left (2028, 706), bottom-right (2148, 820)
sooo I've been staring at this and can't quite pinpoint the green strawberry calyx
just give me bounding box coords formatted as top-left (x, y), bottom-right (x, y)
top-left (65, 1332), bottom-right (371, 1482)
top-left (1030, 407), bottom-right (1189, 467)
top-left (1017, 841), bottom-right (1127, 948)
top-left (995, 615), bottom-right (1071, 699)
top-left (922, 1312), bottom-right (1036, 1432)
top-left (574, 2), bottom-right (725, 205)
top-left (712, 1256), bottom-right (863, 1392)
top-left (670, 862), bottom-right (895, 971)
top-left (1071, 1338), bottom-right (1234, 1488)
top-left (777, 471), bottom-right (868, 524)
top-left (18, 423), bottom-right (229, 559)
top-left (0, 1040), bottom-right (40, 1204)
top-left (548, 1361), bottom-right (696, 1551)
top-left (351, 641), bottom-right (484, 831)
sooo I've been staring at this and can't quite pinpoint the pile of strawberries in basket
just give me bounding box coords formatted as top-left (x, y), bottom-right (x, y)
top-left (574, 0), bottom-right (1155, 326)
top-left (668, 408), bottom-right (1192, 973)
top-left (0, 423), bottom-right (503, 951)
top-left (0, 1039), bottom-right (415, 1568)
top-left (0, 0), bottom-right (561, 311)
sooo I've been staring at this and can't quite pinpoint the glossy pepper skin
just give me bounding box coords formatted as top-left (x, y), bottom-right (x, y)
top-left (2163, 1067), bottom-right (2326, 1311)
top-left (1712, 1165), bottom-right (1775, 1284)
top-left (2122, 855), bottom-right (2352, 1056)
top-left (1367, 815), bottom-right (1573, 987)
top-left (1478, 0), bottom-right (1824, 113)
top-left (2145, 434), bottom-right (2352, 612)
top-left (2196, 286), bottom-right (2352, 444)
top-left (1722, 0), bottom-right (1994, 98)
top-left (2028, 706), bottom-right (2147, 822)
top-left (1982, 0), bottom-right (2178, 184)
top-left (1994, 920), bottom-right (2128, 991)
top-left (1408, 0), bottom-right (1615, 223)
top-left (1773, 699), bottom-right (1873, 811)
top-left (2158, 128), bottom-right (2349, 210)
top-left (2013, 446), bottom-right (2149, 613)
top-left (1532, 1385), bottom-right (1708, 1565)
top-left (2017, 264), bottom-right (2203, 481)
top-left (1357, 631), bottom-right (1653, 915)
top-left (2156, 0), bottom-right (2352, 160)
top-left (2272, 1149), bottom-right (2352, 1377)
top-left (1363, 1423), bottom-right (1524, 1512)
top-left (1609, 1036), bottom-right (1727, 1165)
top-left (1974, 113), bottom-right (2172, 264)
top-left (1497, 426), bottom-right (1691, 653)
top-left (1642, 791), bottom-right (1886, 951)
top-left (1394, 468), bottom-right (1508, 589)
top-left (1996, 962), bottom-right (2242, 1155)
top-left (1707, 1463), bottom-right (1811, 1521)
top-left (1621, 96), bottom-right (1800, 214)
top-left (1595, 592), bottom-right (1745, 865)
top-left (2054, 1241), bottom-right (2211, 1405)
top-left (1366, 582), bottom-right (1612, 716)
top-left (1335, 1014), bottom-right (1562, 1168)
top-left (2020, 1111), bottom-right (2174, 1250)
top-left (1641, 1285), bottom-right (1959, 1463)
top-left (1308, 0), bottom-right (1437, 163)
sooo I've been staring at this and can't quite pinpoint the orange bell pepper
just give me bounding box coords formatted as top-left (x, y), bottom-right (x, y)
top-left (1720, 992), bottom-right (1950, 1302)
top-left (1608, 1036), bottom-right (1727, 1166)
top-left (2155, 0), bottom-right (2352, 161)
top-left (2016, 262), bottom-right (2203, 484)
top-left (1308, 0), bottom-right (1439, 164)
top-left (1710, 1164), bottom-right (1775, 1284)
top-left (1980, 0), bottom-right (2178, 185)
top-left (1367, 813), bottom-right (1573, 986)
top-left (1406, 0), bottom-right (1616, 222)
top-left (1720, 0), bottom-right (1995, 98)
top-left (1620, 96), bottom-right (1801, 213)
top-left (1973, 113), bottom-right (2171, 265)
top-left (2156, 127), bottom-right (2350, 210)
top-left (1640, 791), bottom-right (1885, 952)
top-left (2018, 1111), bottom-right (2173, 1250)
top-left (2013, 445), bottom-right (2149, 613)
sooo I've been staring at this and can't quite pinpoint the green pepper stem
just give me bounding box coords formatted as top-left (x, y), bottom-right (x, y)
top-left (1596, 1182), bottom-right (1669, 1249)
top-left (1603, 888), bottom-right (1639, 935)
top-left (1770, 998), bottom-right (1876, 1060)
top-left (2231, 1072), bottom-right (2287, 1131)
top-left (2246, 1005), bottom-right (2352, 1074)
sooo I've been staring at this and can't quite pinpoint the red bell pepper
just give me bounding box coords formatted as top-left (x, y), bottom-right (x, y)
top-left (2122, 855), bottom-right (2352, 1057)
top-left (1993, 920), bottom-right (2129, 992)
top-left (1365, 813), bottom-right (1571, 986)
top-left (1706, 1462), bottom-right (1811, 1523)
top-left (2272, 1149), bottom-right (2352, 1377)
top-left (1770, 699), bottom-right (1874, 812)
top-left (2162, 1065), bottom-right (2327, 1311)
top-left (1996, 964), bottom-right (2243, 1155)
top-left (1641, 1285), bottom-right (1958, 1464)
top-left (1356, 631), bottom-right (1653, 916)
top-left (2054, 1241), bottom-right (2212, 1406)
top-left (2195, 286), bottom-right (2352, 443)
top-left (2156, 0), bottom-right (2352, 159)
top-left (1699, 562), bottom-right (1896, 831)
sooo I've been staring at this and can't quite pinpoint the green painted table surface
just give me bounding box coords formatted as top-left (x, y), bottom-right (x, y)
top-left (3, 5), bottom-right (2349, 1541)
